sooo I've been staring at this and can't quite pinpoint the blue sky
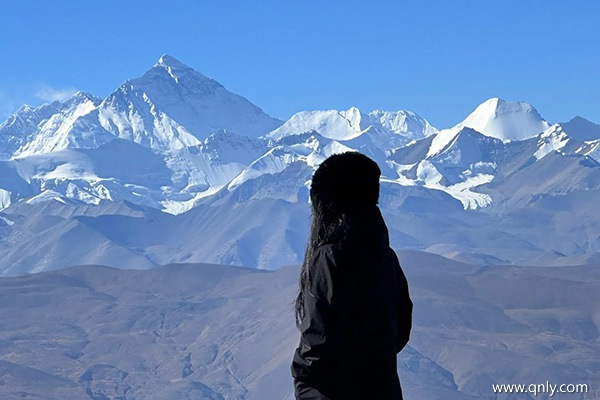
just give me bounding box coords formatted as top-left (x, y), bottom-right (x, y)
top-left (1, 0), bottom-right (598, 128)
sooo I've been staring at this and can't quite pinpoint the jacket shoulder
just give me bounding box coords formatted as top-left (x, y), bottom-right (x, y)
top-left (313, 244), bottom-right (344, 264)
top-left (306, 244), bottom-right (346, 302)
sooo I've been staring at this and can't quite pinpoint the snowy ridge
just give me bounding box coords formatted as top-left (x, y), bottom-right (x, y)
top-left (371, 109), bottom-right (437, 137)
top-left (0, 56), bottom-right (600, 272)
top-left (577, 139), bottom-right (600, 163)
top-left (90, 54), bottom-right (281, 152)
top-left (96, 54), bottom-right (282, 146)
top-left (0, 93), bottom-right (104, 159)
top-left (534, 124), bottom-right (574, 159)
top-left (15, 93), bottom-right (107, 157)
top-left (0, 56), bottom-right (438, 214)
top-left (454, 97), bottom-right (550, 142)
top-left (267, 107), bottom-right (436, 147)
top-left (0, 56), bottom-right (284, 213)
top-left (391, 127), bottom-right (507, 209)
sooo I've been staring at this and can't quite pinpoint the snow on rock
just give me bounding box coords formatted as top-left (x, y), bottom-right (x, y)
top-left (266, 107), bottom-right (436, 148)
top-left (454, 98), bottom-right (550, 142)
top-left (393, 127), bottom-right (506, 209)
top-left (577, 139), bottom-right (600, 163)
top-left (102, 54), bottom-right (282, 143)
top-left (227, 147), bottom-right (302, 191)
top-left (370, 109), bottom-right (437, 138)
top-left (0, 189), bottom-right (11, 209)
top-left (14, 93), bottom-right (105, 157)
top-left (96, 86), bottom-right (203, 152)
top-left (426, 126), bottom-right (462, 158)
top-left (267, 108), bottom-right (369, 141)
top-left (534, 124), bottom-right (573, 159)
top-left (1, 56), bottom-right (600, 271)
top-left (0, 93), bottom-right (105, 159)
top-left (0, 104), bottom-right (57, 159)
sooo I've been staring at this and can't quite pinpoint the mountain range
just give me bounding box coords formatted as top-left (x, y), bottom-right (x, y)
top-left (1, 55), bottom-right (599, 274)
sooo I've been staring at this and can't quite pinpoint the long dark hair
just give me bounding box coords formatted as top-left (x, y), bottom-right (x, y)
top-left (294, 198), bottom-right (349, 326)
top-left (294, 152), bottom-right (381, 326)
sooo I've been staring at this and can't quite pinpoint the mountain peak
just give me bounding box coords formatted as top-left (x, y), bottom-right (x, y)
top-left (15, 104), bottom-right (34, 114)
top-left (151, 54), bottom-right (205, 84)
top-left (98, 55), bottom-right (281, 142)
top-left (455, 98), bottom-right (550, 142)
top-left (483, 97), bottom-right (533, 116)
top-left (560, 116), bottom-right (600, 142)
top-left (65, 91), bottom-right (101, 105)
top-left (570, 116), bottom-right (592, 123)
top-left (471, 97), bottom-right (535, 118)
top-left (127, 55), bottom-right (220, 94)
top-left (155, 54), bottom-right (190, 70)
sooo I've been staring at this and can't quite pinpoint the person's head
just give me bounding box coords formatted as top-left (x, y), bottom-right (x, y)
top-left (295, 152), bottom-right (381, 325)
top-left (309, 151), bottom-right (381, 218)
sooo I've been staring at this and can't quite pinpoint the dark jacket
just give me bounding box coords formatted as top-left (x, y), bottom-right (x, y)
top-left (291, 206), bottom-right (412, 399)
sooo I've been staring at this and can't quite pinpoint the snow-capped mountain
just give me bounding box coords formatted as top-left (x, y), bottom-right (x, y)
top-left (558, 116), bottom-right (600, 163)
top-left (0, 56), bottom-right (600, 273)
top-left (388, 127), bottom-right (507, 209)
top-left (267, 107), bottom-right (436, 149)
top-left (93, 55), bottom-right (282, 152)
top-left (0, 93), bottom-right (104, 159)
top-left (0, 55), bottom-right (281, 158)
top-left (0, 130), bottom-right (269, 213)
top-left (15, 93), bottom-right (107, 158)
top-left (387, 116), bottom-right (600, 210)
top-left (0, 56), bottom-right (438, 215)
top-left (453, 97), bottom-right (550, 142)
top-left (0, 56), bottom-right (283, 212)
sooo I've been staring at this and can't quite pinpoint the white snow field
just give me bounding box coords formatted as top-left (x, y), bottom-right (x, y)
top-left (0, 250), bottom-right (598, 400)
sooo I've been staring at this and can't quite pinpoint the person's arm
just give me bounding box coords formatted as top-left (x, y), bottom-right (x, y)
top-left (393, 251), bottom-right (412, 353)
top-left (291, 245), bottom-right (348, 385)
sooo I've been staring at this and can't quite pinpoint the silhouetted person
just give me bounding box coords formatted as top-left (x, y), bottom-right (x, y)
top-left (292, 152), bottom-right (412, 399)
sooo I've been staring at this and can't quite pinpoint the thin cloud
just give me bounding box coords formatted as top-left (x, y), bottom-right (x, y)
top-left (0, 84), bottom-right (81, 121)
top-left (0, 90), bottom-right (27, 121)
top-left (35, 86), bottom-right (79, 103)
